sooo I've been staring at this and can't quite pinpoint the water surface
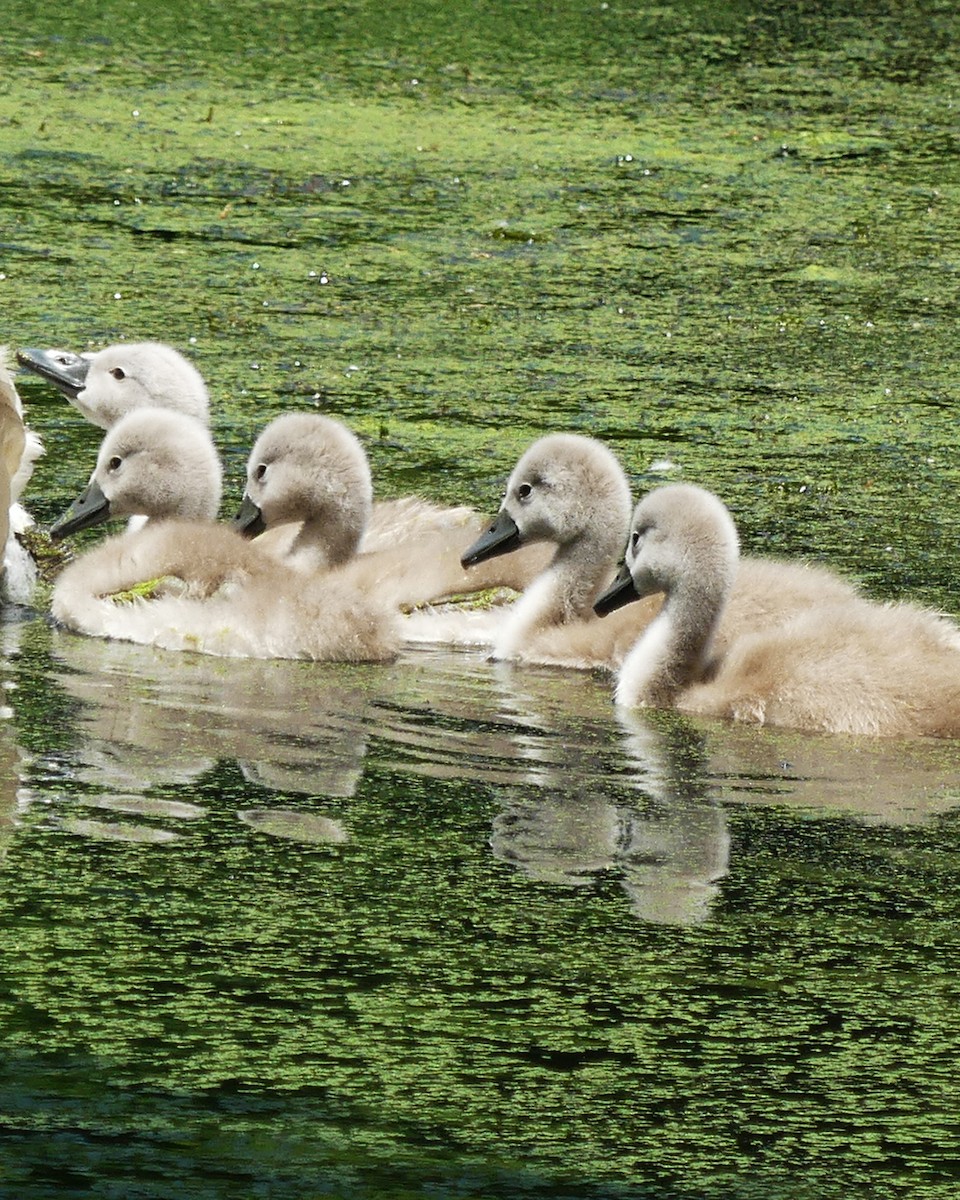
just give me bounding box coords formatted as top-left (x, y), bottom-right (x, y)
top-left (1, 2), bottom-right (959, 1197)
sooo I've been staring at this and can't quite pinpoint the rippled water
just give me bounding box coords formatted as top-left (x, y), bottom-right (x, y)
top-left (3, 613), bottom-right (959, 1198)
top-left (1, 1), bottom-right (960, 1197)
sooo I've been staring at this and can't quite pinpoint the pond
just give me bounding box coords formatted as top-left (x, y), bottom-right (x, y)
top-left (0, 1), bottom-right (959, 1197)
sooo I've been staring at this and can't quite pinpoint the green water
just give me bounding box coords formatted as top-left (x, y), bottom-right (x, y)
top-left (4, 0), bottom-right (959, 603)
top-left (0, 1), bottom-right (959, 1197)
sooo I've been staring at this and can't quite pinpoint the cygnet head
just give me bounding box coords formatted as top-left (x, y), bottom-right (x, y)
top-left (595, 484), bottom-right (740, 616)
top-left (49, 409), bottom-right (222, 540)
top-left (234, 412), bottom-right (373, 567)
top-left (462, 433), bottom-right (632, 569)
top-left (17, 341), bottom-right (208, 429)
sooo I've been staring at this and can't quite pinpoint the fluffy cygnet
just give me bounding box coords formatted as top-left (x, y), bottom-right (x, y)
top-left (50, 408), bottom-right (221, 540)
top-left (458, 434), bottom-right (866, 671)
top-left (597, 483), bottom-right (960, 737)
top-left (18, 340), bottom-right (544, 588)
top-left (457, 432), bottom-right (648, 664)
top-left (49, 410), bottom-right (396, 661)
top-left (234, 411), bottom-right (550, 603)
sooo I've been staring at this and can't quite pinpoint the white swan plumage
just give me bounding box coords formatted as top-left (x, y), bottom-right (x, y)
top-left (0, 346), bottom-right (44, 603)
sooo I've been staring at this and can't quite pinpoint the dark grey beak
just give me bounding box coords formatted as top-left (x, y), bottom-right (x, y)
top-left (461, 509), bottom-right (522, 568)
top-left (593, 562), bottom-right (641, 617)
top-left (49, 480), bottom-right (111, 541)
top-left (17, 347), bottom-right (90, 400)
top-left (233, 493), bottom-right (266, 538)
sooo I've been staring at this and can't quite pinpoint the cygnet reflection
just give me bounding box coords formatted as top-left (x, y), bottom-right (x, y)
top-left (487, 661), bottom-right (731, 926)
top-left (237, 809), bottom-right (350, 843)
top-left (615, 707), bottom-right (730, 926)
top-left (0, 617), bottom-right (39, 853)
top-left (362, 648), bottom-right (545, 786)
top-left (53, 793), bottom-right (203, 846)
top-left (45, 629), bottom-right (370, 844)
top-left (701, 719), bottom-right (960, 825)
top-left (0, 707), bottom-right (22, 862)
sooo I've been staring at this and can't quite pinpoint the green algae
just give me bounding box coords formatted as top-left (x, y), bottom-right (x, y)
top-left (1, 2), bottom-right (960, 1198)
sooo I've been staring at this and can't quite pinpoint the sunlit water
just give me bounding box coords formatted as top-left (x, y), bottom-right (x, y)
top-left (1, 612), bottom-right (959, 1198)
top-left (1, 1), bottom-right (960, 1197)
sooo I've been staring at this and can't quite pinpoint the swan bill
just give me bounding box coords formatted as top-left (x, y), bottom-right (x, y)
top-left (593, 562), bottom-right (641, 617)
top-left (233, 493), bottom-right (266, 538)
top-left (16, 347), bottom-right (90, 400)
top-left (49, 479), bottom-right (112, 541)
top-left (461, 509), bottom-right (522, 568)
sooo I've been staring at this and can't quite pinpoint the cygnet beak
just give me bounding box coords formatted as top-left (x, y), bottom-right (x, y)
top-left (49, 480), bottom-right (112, 541)
top-left (16, 347), bottom-right (91, 400)
top-left (593, 561), bottom-right (641, 617)
top-left (233, 493), bottom-right (266, 538)
top-left (461, 509), bottom-right (522, 567)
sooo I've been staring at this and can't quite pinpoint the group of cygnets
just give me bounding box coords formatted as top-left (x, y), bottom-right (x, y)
top-left (8, 340), bottom-right (960, 740)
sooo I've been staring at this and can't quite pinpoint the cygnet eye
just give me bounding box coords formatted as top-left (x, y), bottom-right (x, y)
top-left (254, 463), bottom-right (268, 482)
top-left (517, 481), bottom-right (533, 501)
top-left (107, 455), bottom-right (123, 472)
top-left (109, 367), bottom-right (126, 381)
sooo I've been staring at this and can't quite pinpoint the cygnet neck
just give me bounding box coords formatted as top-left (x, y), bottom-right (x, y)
top-left (291, 509), bottom-right (364, 571)
top-left (613, 487), bottom-right (739, 707)
top-left (496, 515), bottom-right (626, 659)
top-left (616, 571), bottom-right (729, 707)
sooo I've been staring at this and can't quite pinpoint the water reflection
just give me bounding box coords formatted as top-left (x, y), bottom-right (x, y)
top-left (615, 708), bottom-right (731, 925)
top-left (337, 649), bottom-right (731, 922)
top-left (11, 618), bottom-right (960, 927)
top-left (39, 625), bottom-right (734, 923)
top-left (46, 628), bottom-right (370, 844)
top-left (486, 665), bottom-right (730, 925)
top-left (0, 713), bottom-right (20, 863)
top-left (703, 720), bottom-right (960, 825)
